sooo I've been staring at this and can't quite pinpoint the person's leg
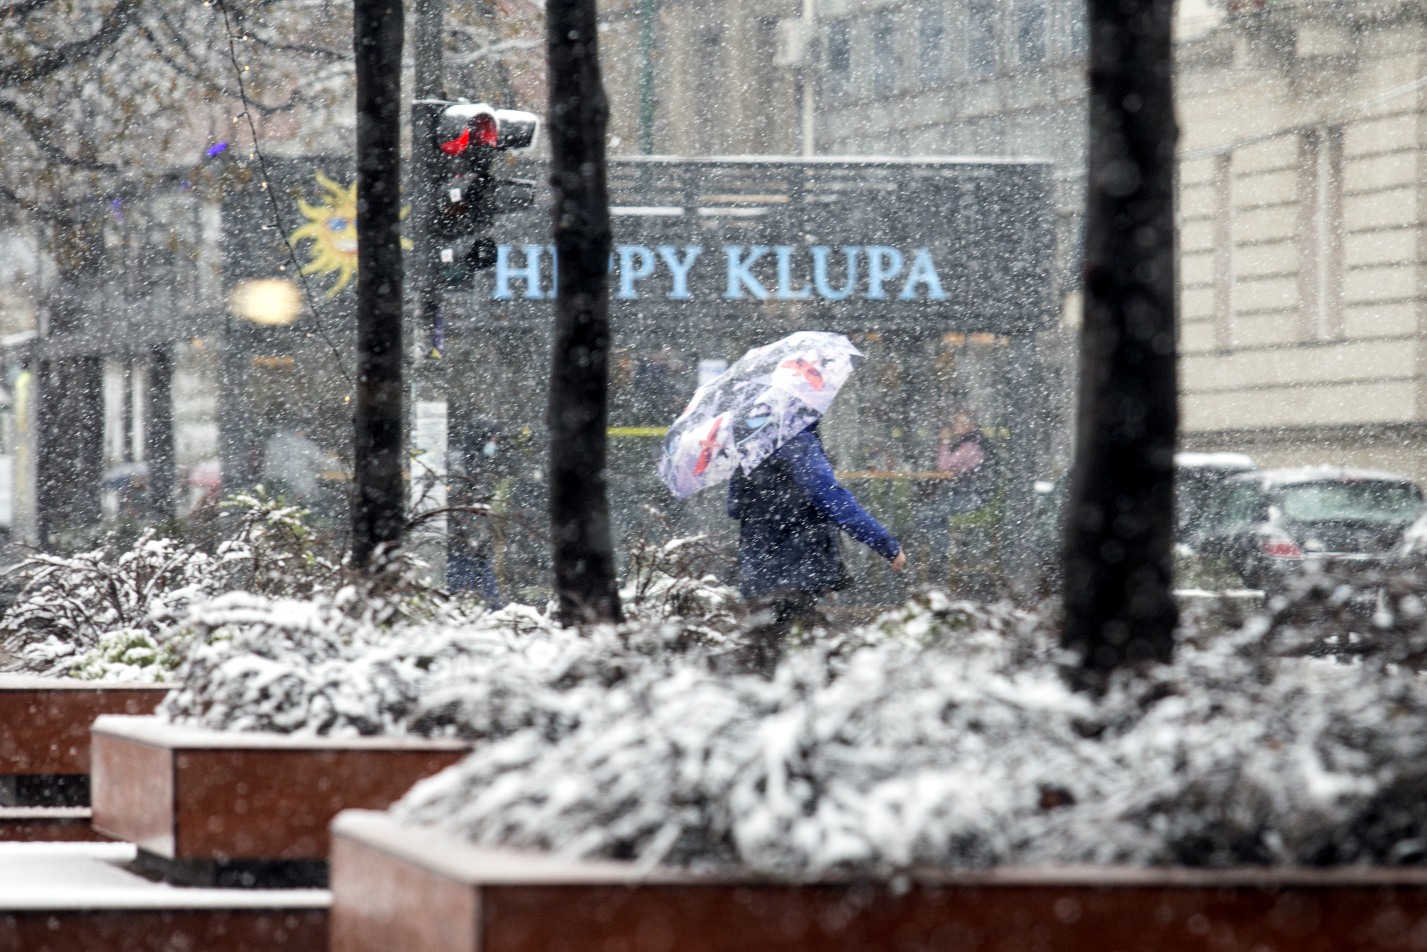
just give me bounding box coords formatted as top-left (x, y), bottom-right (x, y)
top-left (742, 592), bottom-right (816, 677)
top-left (747, 596), bottom-right (793, 676)
top-left (743, 595), bottom-right (785, 677)
top-left (474, 557), bottom-right (504, 609)
top-left (941, 493), bottom-right (991, 585)
top-left (782, 591), bottom-right (820, 634)
top-left (919, 503), bottom-right (952, 590)
top-left (446, 551), bottom-right (476, 593)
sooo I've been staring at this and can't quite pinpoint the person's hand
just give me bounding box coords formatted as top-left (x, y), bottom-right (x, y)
top-left (891, 550), bottom-right (907, 572)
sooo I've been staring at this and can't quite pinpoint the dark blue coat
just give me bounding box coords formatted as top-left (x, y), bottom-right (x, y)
top-left (728, 428), bottom-right (900, 598)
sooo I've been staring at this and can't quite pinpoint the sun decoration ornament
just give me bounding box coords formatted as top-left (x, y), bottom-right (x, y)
top-left (290, 171), bottom-right (410, 299)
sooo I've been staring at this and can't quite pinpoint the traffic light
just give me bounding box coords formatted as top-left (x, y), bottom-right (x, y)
top-left (430, 101), bottom-right (539, 287)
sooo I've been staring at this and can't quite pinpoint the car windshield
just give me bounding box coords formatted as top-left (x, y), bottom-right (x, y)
top-left (1176, 472), bottom-right (1244, 537)
top-left (1279, 480), bottom-right (1425, 525)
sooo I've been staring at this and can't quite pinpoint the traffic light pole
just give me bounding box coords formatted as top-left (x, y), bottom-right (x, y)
top-left (409, 0), bottom-right (454, 582)
top-left (411, 0), bottom-right (445, 358)
top-left (408, 0), bottom-right (541, 585)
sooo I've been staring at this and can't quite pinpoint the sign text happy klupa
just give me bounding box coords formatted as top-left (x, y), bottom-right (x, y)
top-left (491, 243), bottom-right (948, 302)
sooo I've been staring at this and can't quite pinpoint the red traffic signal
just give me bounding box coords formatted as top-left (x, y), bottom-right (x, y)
top-left (423, 99), bottom-right (540, 287)
top-left (439, 109), bottom-right (497, 156)
top-left (437, 103), bottom-right (539, 158)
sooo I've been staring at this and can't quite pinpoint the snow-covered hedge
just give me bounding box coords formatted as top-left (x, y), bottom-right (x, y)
top-left (157, 537), bottom-right (743, 736)
top-left (389, 587), bottom-right (1427, 873)
top-left (0, 534), bottom-right (217, 679)
top-left (0, 493), bottom-right (347, 679)
top-left (152, 560), bottom-right (1427, 873)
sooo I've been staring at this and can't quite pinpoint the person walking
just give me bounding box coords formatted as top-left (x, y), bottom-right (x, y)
top-left (730, 422), bottom-right (905, 674)
top-left (448, 418), bottom-right (509, 608)
top-left (919, 407), bottom-right (998, 585)
top-left (657, 332), bottom-right (905, 674)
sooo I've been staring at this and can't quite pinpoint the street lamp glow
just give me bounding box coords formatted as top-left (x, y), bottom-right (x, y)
top-left (229, 278), bottom-right (303, 326)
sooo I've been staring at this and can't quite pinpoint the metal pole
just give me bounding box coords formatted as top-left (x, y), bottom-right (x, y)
top-left (410, 0), bottom-right (450, 580)
top-left (146, 345), bottom-right (175, 522)
top-left (639, 0), bottom-right (656, 154)
top-left (411, 0), bottom-right (445, 357)
top-left (801, 0), bottom-right (815, 157)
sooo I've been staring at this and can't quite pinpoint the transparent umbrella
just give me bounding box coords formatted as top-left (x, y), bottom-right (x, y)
top-left (657, 331), bottom-right (863, 499)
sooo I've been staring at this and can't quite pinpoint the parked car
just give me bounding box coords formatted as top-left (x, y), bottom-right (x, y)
top-left (1399, 512), bottom-right (1427, 560)
top-left (1031, 452), bottom-right (1257, 592)
top-left (1186, 467), bottom-right (1427, 592)
top-left (1174, 452), bottom-right (1257, 543)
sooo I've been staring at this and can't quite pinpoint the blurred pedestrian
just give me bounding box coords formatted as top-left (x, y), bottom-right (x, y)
top-left (261, 428), bottom-right (330, 505)
top-left (918, 407), bottom-right (998, 585)
top-left (448, 418), bottom-right (508, 608)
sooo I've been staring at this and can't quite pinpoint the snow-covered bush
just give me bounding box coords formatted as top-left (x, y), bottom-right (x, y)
top-left (1254, 560), bottom-right (1427, 670)
top-left (395, 626), bottom-right (1092, 871)
top-left (208, 490), bottom-right (343, 598)
top-left (147, 566), bottom-right (1427, 872)
top-left (618, 534), bottom-right (741, 639)
top-left (33, 505), bottom-right (1427, 875)
top-left (838, 590), bottom-right (1058, 659)
top-left (68, 628), bottom-right (184, 683)
top-left (0, 532), bottom-right (221, 677)
top-left (147, 523), bottom-right (741, 735)
top-left (157, 592), bottom-right (460, 734)
top-left (157, 595), bottom-right (740, 739)
top-left (1065, 619), bottom-right (1427, 867)
top-left (0, 493), bottom-right (432, 679)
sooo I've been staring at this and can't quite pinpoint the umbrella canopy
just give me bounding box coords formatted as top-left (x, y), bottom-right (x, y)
top-left (658, 331), bottom-right (862, 499)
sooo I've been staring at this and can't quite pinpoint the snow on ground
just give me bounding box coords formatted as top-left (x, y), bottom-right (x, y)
top-left (0, 842), bottom-right (328, 909)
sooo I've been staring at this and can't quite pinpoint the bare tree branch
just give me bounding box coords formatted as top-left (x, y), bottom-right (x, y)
top-left (139, 18), bottom-right (276, 112)
top-left (0, 0), bottom-right (60, 21)
top-left (0, 97), bottom-right (120, 172)
top-left (0, 0), bottom-right (141, 87)
top-left (447, 36), bottom-right (540, 66)
top-left (0, 179), bottom-right (75, 225)
top-left (244, 30), bottom-right (349, 63)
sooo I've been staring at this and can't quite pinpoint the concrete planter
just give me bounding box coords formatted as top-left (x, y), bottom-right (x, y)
top-left (331, 810), bottom-right (1427, 952)
top-left (0, 806), bottom-right (107, 842)
top-left (91, 716), bottom-right (469, 886)
top-left (0, 841), bottom-right (327, 951)
top-left (0, 674), bottom-right (169, 806)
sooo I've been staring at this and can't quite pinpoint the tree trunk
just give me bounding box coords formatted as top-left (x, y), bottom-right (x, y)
top-left (146, 346), bottom-right (176, 523)
top-left (1061, 0), bottom-right (1179, 683)
top-left (546, 0), bottom-right (623, 625)
top-left (351, 0), bottom-right (406, 568)
top-left (36, 219), bottom-right (106, 547)
top-left (36, 355), bottom-right (103, 546)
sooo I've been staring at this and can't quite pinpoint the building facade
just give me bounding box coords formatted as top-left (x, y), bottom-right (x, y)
top-left (598, 0), bottom-right (1090, 274)
top-left (599, 0), bottom-right (1427, 484)
top-left (1175, 0), bottom-right (1427, 481)
top-left (596, 0), bottom-right (1093, 483)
